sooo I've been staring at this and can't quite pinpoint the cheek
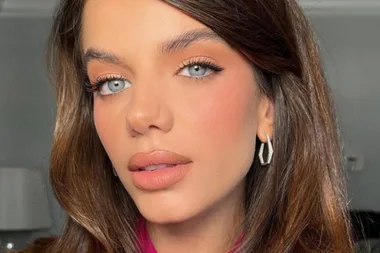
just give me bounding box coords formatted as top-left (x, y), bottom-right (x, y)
top-left (193, 75), bottom-right (258, 148)
top-left (179, 71), bottom-right (259, 208)
top-left (93, 99), bottom-right (125, 161)
top-left (94, 101), bottom-right (109, 140)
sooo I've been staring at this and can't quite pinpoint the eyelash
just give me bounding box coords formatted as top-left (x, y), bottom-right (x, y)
top-left (176, 59), bottom-right (224, 78)
top-left (84, 59), bottom-right (224, 93)
top-left (84, 74), bottom-right (124, 93)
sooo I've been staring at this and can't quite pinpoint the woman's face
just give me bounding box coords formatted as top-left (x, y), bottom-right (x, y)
top-left (82, 0), bottom-right (273, 223)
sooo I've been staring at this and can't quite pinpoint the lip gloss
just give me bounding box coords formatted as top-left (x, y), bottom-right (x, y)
top-left (131, 163), bottom-right (191, 191)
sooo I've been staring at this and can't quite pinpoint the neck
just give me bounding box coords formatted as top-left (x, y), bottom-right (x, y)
top-left (147, 183), bottom-right (245, 253)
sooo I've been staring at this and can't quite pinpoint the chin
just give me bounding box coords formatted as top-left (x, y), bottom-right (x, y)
top-left (140, 207), bottom-right (191, 225)
top-left (133, 191), bottom-right (205, 225)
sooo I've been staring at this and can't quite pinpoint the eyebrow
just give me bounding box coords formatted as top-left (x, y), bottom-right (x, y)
top-left (83, 48), bottom-right (126, 71)
top-left (159, 28), bottom-right (225, 55)
top-left (83, 28), bottom-right (225, 70)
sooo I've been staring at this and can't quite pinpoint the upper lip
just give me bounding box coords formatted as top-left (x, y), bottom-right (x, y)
top-left (128, 150), bottom-right (192, 171)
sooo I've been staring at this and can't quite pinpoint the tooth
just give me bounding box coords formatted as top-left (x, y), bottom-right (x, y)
top-left (144, 164), bottom-right (171, 171)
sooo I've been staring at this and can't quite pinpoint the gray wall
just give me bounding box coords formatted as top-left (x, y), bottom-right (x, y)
top-left (311, 15), bottom-right (380, 211)
top-left (0, 17), bottom-right (65, 245)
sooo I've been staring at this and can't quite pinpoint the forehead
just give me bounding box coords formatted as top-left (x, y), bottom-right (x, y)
top-left (82, 0), bottom-right (207, 51)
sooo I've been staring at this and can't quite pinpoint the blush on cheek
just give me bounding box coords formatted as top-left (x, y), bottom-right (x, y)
top-left (93, 102), bottom-right (106, 136)
top-left (93, 97), bottom-right (125, 137)
top-left (93, 101), bottom-right (118, 150)
top-left (198, 76), bottom-right (257, 144)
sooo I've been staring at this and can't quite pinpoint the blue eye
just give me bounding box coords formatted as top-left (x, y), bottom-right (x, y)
top-left (88, 77), bottom-right (131, 96)
top-left (178, 60), bottom-right (224, 79)
top-left (180, 65), bottom-right (210, 77)
top-left (99, 79), bottom-right (130, 95)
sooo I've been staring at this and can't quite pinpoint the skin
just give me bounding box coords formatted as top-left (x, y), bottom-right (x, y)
top-left (82, 0), bottom-right (274, 252)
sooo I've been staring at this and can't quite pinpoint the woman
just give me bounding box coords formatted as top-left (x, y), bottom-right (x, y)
top-left (18, 0), bottom-right (354, 252)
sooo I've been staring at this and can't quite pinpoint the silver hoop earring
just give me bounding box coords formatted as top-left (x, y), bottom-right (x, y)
top-left (258, 134), bottom-right (273, 165)
top-left (112, 167), bottom-right (118, 177)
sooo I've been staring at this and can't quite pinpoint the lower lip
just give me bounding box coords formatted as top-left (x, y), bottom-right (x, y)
top-left (131, 163), bottom-right (192, 191)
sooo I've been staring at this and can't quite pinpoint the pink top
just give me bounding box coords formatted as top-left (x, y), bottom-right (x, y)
top-left (136, 218), bottom-right (157, 253)
top-left (136, 218), bottom-right (243, 253)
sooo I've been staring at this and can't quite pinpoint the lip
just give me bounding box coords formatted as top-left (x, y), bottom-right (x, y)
top-left (128, 150), bottom-right (192, 171)
top-left (131, 163), bottom-right (192, 191)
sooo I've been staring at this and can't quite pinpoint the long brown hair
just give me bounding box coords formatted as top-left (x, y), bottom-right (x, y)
top-left (17, 0), bottom-right (354, 252)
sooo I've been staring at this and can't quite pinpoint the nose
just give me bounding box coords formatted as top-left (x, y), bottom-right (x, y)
top-left (125, 84), bottom-right (173, 136)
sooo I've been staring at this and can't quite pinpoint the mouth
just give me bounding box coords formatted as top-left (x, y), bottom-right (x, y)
top-left (137, 164), bottom-right (180, 172)
top-left (131, 162), bottom-right (192, 191)
top-left (128, 150), bottom-right (192, 172)
top-left (128, 150), bottom-right (192, 190)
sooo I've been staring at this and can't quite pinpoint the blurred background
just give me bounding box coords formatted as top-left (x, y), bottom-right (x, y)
top-left (0, 0), bottom-right (379, 251)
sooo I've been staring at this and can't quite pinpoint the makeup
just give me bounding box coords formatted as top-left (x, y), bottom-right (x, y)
top-left (131, 163), bottom-right (191, 191)
top-left (128, 150), bottom-right (192, 191)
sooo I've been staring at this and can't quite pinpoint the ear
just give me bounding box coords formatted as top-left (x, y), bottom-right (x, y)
top-left (256, 96), bottom-right (274, 143)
